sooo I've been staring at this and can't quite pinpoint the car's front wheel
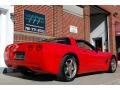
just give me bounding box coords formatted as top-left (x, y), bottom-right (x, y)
top-left (108, 56), bottom-right (117, 73)
top-left (58, 55), bottom-right (77, 82)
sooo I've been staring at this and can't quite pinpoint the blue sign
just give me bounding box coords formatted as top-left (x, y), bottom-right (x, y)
top-left (24, 10), bottom-right (45, 33)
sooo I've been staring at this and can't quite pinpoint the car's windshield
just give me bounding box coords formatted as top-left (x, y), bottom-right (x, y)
top-left (39, 38), bottom-right (71, 45)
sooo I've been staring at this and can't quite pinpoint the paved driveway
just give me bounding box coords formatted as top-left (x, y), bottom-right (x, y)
top-left (0, 65), bottom-right (120, 85)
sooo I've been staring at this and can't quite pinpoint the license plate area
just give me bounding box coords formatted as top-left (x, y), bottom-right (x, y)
top-left (15, 52), bottom-right (25, 60)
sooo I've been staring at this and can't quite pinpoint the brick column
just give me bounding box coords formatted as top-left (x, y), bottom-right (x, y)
top-left (83, 5), bottom-right (90, 42)
top-left (53, 5), bottom-right (63, 37)
top-left (108, 14), bottom-right (116, 55)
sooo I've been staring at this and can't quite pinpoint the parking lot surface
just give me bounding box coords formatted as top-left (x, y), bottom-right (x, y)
top-left (0, 64), bottom-right (120, 85)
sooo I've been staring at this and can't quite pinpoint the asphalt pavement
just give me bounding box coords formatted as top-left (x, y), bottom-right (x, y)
top-left (1, 63), bottom-right (120, 85)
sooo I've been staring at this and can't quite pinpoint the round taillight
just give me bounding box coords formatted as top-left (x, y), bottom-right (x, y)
top-left (36, 44), bottom-right (42, 51)
top-left (28, 45), bottom-right (33, 51)
top-left (10, 45), bottom-right (15, 50)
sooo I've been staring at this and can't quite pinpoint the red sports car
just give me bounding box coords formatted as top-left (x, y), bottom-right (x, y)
top-left (4, 37), bottom-right (117, 81)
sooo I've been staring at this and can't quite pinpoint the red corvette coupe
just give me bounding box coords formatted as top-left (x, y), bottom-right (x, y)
top-left (4, 37), bottom-right (117, 81)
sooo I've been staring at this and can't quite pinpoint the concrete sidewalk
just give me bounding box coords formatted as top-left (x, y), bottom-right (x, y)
top-left (0, 64), bottom-right (120, 85)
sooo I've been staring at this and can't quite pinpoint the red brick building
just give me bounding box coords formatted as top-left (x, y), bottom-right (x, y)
top-left (14, 5), bottom-right (120, 58)
top-left (14, 5), bottom-right (86, 41)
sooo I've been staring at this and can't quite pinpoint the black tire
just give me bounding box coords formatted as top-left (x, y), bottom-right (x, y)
top-left (108, 56), bottom-right (117, 73)
top-left (57, 55), bottom-right (77, 82)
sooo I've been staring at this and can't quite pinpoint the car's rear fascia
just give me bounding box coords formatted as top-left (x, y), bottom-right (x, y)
top-left (4, 42), bottom-right (48, 73)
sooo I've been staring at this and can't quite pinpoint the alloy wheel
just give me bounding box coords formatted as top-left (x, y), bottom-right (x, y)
top-left (64, 58), bottom-right (77, 79)
top-left (111, 58), bottom-right (117, 71)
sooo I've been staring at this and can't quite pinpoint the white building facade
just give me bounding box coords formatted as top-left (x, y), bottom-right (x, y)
top-left (0, 6), bottom-right (14, 70)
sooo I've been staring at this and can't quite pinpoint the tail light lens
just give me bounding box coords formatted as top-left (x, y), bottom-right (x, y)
top-left (10, 46), bottom-right (14, 50)
top-left (28, 45), bottom-right (34, 51)
top-left (5, 45), bottom-right (15, 51)
top-left (36, 44), bottom-right (42, 51)
top-left (28, 44), bottom-right (42, 51)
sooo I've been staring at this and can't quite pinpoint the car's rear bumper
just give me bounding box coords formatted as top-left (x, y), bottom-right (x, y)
top-left (4, 42), bottom-right (62, 75)
top-left (5, 60), bottom-right (45, 73)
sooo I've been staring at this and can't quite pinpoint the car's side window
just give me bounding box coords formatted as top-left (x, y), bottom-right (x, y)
top-left (77, 42), bottom-right (92, 50)
top-left (76, 40), bottom-right (95, 50)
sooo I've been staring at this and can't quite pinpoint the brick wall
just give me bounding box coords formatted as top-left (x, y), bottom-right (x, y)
top-left (14, 5), bottom-right (85, 43)
top-left (99, 5), bottom-right (120, 54)
top-left (62, 11), bottom-right (84, 40)
top-left (83, 5), bottom-right (90, 41)
top-left (14, 5), bottom-right (54, 42)
top-left (14, 5), bottom-right (120, 55)
top-left (53, 6), bottom-right (63, 37)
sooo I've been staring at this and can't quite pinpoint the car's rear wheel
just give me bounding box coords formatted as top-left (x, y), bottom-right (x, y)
top-left (58, 55), bottom-right (77, 82)
top-left (108, 56), bottom-right (117, 73)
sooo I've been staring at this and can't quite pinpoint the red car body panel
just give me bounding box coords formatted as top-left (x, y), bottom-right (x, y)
top-left (4, 37), bottom-right (115, 75)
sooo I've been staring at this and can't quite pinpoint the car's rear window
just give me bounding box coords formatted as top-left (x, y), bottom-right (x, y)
top-left (40, 38), bottom-right (71, 45)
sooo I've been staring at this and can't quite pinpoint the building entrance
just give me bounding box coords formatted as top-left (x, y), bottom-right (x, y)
top-left (90, 6), bottom-right (109, 52)
top-left (94, 38), bottom-right (102, 51)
